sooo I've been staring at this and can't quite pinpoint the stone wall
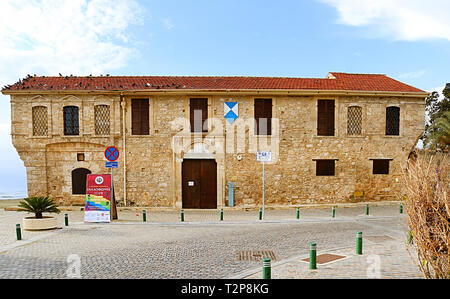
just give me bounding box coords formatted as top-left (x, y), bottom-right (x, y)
top-left (9, 92), bottom-right (425, 207)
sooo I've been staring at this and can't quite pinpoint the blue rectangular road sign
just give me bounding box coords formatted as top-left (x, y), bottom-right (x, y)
top-left (105, 161), bottom-right (118, 168)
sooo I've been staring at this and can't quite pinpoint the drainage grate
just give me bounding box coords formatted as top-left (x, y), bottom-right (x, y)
top-left (365, 235), bottom-right (395, 244)
top-left (236, 250), bottom-right (277, 261)
top-left (302, 253), bottom-right (346, 264)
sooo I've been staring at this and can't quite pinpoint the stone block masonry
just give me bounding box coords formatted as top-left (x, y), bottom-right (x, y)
top-left (2, 73), bottom-right (427, 208)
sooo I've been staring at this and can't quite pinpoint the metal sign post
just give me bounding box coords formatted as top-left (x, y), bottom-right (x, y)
top-left (257, 151), bottom-right (272, 220)
top-left (105, 146), bottom-right (119, 220)
top-left (262, 160), bottom-right (265, 220)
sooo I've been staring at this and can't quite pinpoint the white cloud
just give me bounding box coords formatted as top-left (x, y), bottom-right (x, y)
top-left (0, 0), bottom-right (144, 194)
top-left (162, 18), bottom-right (175, 30)
top-left (397, 70), bottom-right (426, 80)
top-left (319, 0), bottom-right (450, 41)
top-left (0, 0), bottom-right (144, 83)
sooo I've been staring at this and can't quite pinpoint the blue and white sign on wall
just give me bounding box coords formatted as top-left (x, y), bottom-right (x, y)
top-left (224, 102), bottom-right (238, 124)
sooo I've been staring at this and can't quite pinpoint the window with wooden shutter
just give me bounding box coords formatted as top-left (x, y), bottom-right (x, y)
top-left (315, 159), bottom-right (336, 176)
top-left (94, 105), bottom-right (110, 135)
top-left (72, 168), bottom-right (91, 194)
top-left (190, 98), bottom-right (208, 133)
top-left (254, 98), bottom-right (272, 135)
top-left (317, 100), bottom-right (335, 136)
top-left (385, 106), bottom-right (400, 136)
top-left (63, 106), bottom-right (79, 136)
top-left (347, 106), bottom-right (362, 135)
top-left (131, 99), bottom-right (149, 135)
top-left (32, 106), bottom-right (48, 136)
top-left (372, 159), bottom-right (391, 174)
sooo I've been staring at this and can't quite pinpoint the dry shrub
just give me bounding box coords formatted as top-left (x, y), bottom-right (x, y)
top-left (402, 154), bottom-right (449, 278)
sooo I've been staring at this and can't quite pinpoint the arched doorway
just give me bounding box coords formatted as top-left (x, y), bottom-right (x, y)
top-left (72, 168), bottom-right (91, 194)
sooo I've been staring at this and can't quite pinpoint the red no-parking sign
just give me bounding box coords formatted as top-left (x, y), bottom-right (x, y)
top-left (104, 146), bottom-right (119, 162)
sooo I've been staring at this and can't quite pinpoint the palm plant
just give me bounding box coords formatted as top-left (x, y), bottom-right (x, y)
top-left (18, 196), bottom-right (60, 219)
top-left (432, 111), bottom-right (450, 148)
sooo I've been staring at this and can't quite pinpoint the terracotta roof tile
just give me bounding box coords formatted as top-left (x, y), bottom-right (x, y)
top-left (1, 73), bottom-right (426, 93)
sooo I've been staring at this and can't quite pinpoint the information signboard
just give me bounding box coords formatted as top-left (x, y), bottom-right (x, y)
top-left (84, 174), bottom-right (111, 223)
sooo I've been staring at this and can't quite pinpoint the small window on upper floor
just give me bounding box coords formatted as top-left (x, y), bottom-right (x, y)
top-left (347, 106), bottom-right (362, 136)
top-left (94, 105), bottom-right (110, 135)
top-left (63, 106), bottom-right (79, 136)
top-left (32, 106), bottom-right (48, 136)
top-left (317, 100), bottom-right (335, 136)
top-left (190, 98), bottom-right (208, 133)
top-left (254, 98), bottom-right (272, 135)
top-left (131, 99), bottom-right (150, 135)
top-left (386, 106), bottom-right (400, 136)
top-left (372, 159), bottom-right (391, 174)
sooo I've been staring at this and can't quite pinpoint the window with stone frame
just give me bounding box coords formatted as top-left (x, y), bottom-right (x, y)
top-left (371, 159), bottom-right (391, 174)
top-left (94, 104), bottom-right (110, 135)
top-left (32, 106), bottom-right (48, 136)
top-left (190, 98), bottom-right (208, 133)
top-left (63, 106), bottom-right (79, 135)
top-left (347, 106), bottom-right (362, 135)
top-left (385, 106), bottom-right (400, 136)
top-left (314, 159), bottom-right (336, 176)
top-left (131, 99), bottom-right (150, 135)
top-left (317, 99), bottom-right (335, 136)
top-left (254, 98), bottom-right (272, 135)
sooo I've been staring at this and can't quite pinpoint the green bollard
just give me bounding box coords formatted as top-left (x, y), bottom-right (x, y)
top-left (400, 204), bottom-right (403, 214)
top-left (296, 207), bottom-right (300, 220)
top-left (262, 258), bottom-right (271, 279)
top-left (143, 209), bottom-right (147, 222)
top-left (408, 230), bottom-right (413, 244)
top-left (16, 224), bottom-right (21, 241)
top-left (64, 213), bottom-right (69, 226)
top-left (365, 204), bottom-right (369, 216)
top-left (332, 206), bottom-right (336, 218)
top-left (181, 209), bottom-right (184, 222)
top-left (220, 208), bottom-right (223, 221)
top-left (309, 242), bottom-right (317, 269)
top-left (259, 208), bottom-right (262, 220)
top-left (356, 231), bottom-right (363, 254)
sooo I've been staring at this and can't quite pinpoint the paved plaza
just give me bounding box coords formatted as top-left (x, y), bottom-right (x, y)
top-left (0, 202), bottom-right (423, 279)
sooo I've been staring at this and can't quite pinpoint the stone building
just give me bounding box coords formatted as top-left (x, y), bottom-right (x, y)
top-left (1, 72), bottom-right (427, 208)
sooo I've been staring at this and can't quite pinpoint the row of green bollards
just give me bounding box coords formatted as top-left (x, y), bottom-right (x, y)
top-left (138, 204), bottom-right (405, 224)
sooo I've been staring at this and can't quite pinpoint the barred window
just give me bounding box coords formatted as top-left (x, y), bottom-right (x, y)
top-left (32, 106), bottom-right (48, 136)
top-left (94, 105), bottom-right (110, 135)
top-left (64, 106), bottom-right (79, 135)
top-left (386, 106), bottom-right (400, 136)
top-left (347, 106), bottom-right (362, 135)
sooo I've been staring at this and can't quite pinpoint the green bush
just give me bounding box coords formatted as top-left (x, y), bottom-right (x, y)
top-left (18, 196), bottom-right (60, 219)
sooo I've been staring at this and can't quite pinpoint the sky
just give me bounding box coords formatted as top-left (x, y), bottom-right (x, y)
top-left (0, 0), bottom-right (449, 195)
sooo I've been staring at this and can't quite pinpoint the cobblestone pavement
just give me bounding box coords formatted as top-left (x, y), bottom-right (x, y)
top-left (0, 203), bottom-right (423, 278)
